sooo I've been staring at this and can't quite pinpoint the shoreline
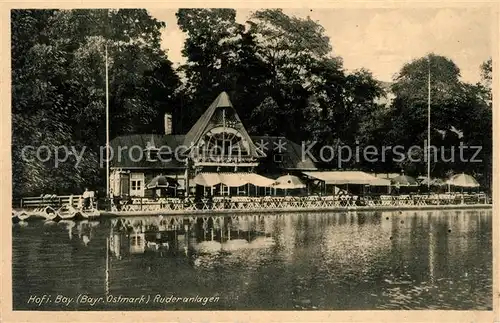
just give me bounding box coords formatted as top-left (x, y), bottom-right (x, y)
top-left (99, 203), bottom-right (492, 218)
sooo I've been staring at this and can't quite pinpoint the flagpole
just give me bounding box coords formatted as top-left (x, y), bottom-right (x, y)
top-left (105, 43), bottom-right (110, 197)
top-left (222, 107), bottom-right (226, 158)
top-left (427, 55), bottom-right (431, 189)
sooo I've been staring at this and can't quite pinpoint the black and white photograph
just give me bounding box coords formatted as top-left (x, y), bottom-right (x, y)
top-left (7, 5), bottom-right (496, 315)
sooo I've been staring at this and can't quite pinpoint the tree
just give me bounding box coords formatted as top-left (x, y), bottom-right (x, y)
top-left (247, 9), bottom-right (331, 86)
top-left (303, 57), bottom-right (344, 145)
top-left (176, 9), bottom-right (249, 131)
top-left (384, 53), bottom-right (492, 180)
top-left (176, 8), bottom-right (387, 167)
top-left (248, 97), bottom-right (280, 134)
top-left (246, 9), bottom-right (335, 142)
top-left (480, 57), bottom-right (492, 88)
top-left (11, 9), bottom-right (179, 196)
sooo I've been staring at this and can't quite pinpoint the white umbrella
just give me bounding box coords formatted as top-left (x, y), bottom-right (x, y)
top-left (273, 175), bottom-right (306, 189)
top-left (420, 177), bottom-right (446, 187)
top-left (446, 173), bottom-right (480, 188)
top-left (391, 175), bottom-right (419, 187)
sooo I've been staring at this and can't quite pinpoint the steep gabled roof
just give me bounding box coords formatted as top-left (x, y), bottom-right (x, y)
top-left (183, 92), bottom-right (232, 147)
top-left (183, 92), bottom-right (262, 158)
top-left (251, 136), bottom-right (317, 171)
top-left (109, 134), bottom-right (186, 169)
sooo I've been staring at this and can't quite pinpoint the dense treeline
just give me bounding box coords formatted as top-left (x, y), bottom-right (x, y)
top-left (11, 9), bottom-right (492, 197)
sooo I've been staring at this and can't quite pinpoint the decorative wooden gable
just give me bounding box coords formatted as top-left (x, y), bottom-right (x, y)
top-left (183, 92), bottom-right (264, 163)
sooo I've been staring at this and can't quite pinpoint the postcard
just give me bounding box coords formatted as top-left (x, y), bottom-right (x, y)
top-left (2, 2), bottom-right (498, 322)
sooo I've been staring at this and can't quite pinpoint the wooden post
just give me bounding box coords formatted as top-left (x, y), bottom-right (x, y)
top-left (184, 160), bottom-right (189, 197)
top-left (174, 227), bottom-right (177, 251)
top-left (185, 223), bottom-right (190, 256)
top-left (105, 237), bottom-right (109, 295)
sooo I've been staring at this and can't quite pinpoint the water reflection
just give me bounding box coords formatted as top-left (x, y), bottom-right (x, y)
top-left (12, 210), bottom-right (492, 310)
top-left (108, 214), bottom-right (277, 260)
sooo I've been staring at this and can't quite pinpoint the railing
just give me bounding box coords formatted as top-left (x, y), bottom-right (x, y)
top-left (14, 193), bottom-right (490, 213)
top-left (16, 195), bottom-right (83, 209)
top-left (109, 193), bottom-right (490, 213)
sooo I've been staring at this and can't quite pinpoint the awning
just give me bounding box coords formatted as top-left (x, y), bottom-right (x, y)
top-left (193, 173), bottom-right (222, 187)
top-left (303, 171), bottom-right (391, 186)
top-left (245, 173), bottom-right (276, 187)
top-left (192, 173), bottom-right (276, 187)
top-left (370, 178), bottom-right (392, 186)
top-left (220, 173), bottom-right (248, 187)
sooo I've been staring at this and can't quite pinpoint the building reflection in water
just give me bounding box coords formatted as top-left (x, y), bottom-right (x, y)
top-left (11, 209), bottom-right (492, 310)
top-left (108, 214), bottom-right (278, 261)
top-left (106, 210), bottom-right (491, 277)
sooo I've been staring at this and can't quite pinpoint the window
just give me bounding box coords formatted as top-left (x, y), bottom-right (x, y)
top-left (201, 127), bottom-right (250, 160)
top-left (131, 180), bottom-right (142, 193)
top-left (130, 173), bottom-right (144, 197)
top-left (273, 154), bottom-right (283, 163)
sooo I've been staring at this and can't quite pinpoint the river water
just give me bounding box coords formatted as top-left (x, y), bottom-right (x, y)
top-left (12, 209), bottom-right (492, 310)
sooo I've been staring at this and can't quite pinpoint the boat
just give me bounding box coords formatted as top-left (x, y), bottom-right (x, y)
top-left (79, 208), bottom-right (101, 219)
top-left (56, 205), bottom-right (101, 220)
top-left (13, 206), bottom-right (59, 220)
top-left (57, 205), bottom-right (79, 220)
top-left (41, 206), bottom-right (60, 221)
top-left (12, 210), bottom-right (30, 223)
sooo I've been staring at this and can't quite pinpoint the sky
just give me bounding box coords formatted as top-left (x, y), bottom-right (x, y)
top-left (149, 7), bottom-right (493, 84)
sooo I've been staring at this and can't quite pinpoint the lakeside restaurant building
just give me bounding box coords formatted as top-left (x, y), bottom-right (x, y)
top-left (109, 91), bottom-right (392, 198)
top-left (109, 92), bottom-right (319, 198)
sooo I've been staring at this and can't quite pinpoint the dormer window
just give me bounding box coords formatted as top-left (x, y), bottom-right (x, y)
top-left (199, 126), bottom-right (250, 162)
